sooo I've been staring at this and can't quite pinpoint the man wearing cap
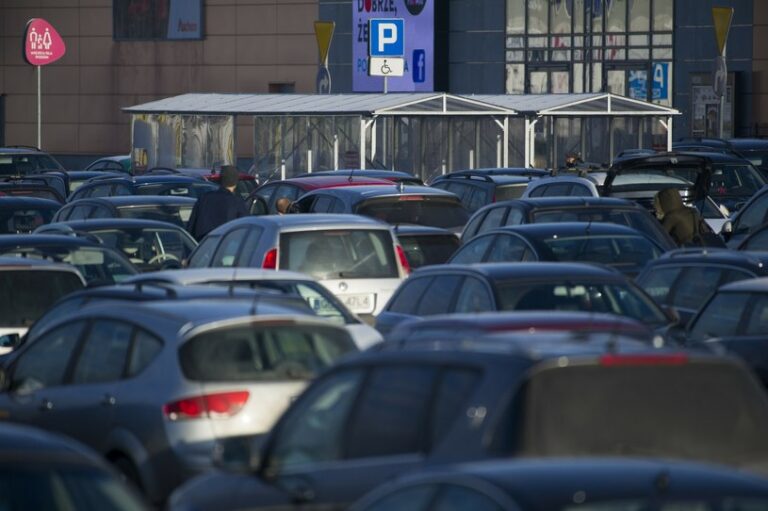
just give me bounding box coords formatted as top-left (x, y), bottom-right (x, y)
top-left (187, 165), bottom-right (248, 241)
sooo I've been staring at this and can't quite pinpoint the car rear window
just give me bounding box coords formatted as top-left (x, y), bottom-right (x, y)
top-left (117, 205), bottom-right (193, 226)
top-left (531, 208), bottom-right (669, 247)
top-left (0, 207), bottom-right (57, 234)
top-left (0, 270), bottom-right (84, 327)
top-left (542, 234), bottom-right (661, 272)
top-left (495, 184), bottom-right (527, 201)
top-left (280, 229), bottom-right (399, 279)
top-left (398, 234), bottom-right (459, 269)
top-left (356, 197), bottom-right (469, 229)
top-left (180, 324), bottom-right (357, 382)
top-left (511, 360), bottom-right (768, 471)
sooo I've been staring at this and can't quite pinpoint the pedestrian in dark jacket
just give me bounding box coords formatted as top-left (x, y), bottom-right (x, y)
top-left (653, 187), bottom-right (701, 246)
top-left (187, 165), bottom-right (247, 240)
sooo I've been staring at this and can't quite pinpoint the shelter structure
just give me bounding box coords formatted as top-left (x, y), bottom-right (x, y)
top-left (124, 93), bottom-right (679, 182)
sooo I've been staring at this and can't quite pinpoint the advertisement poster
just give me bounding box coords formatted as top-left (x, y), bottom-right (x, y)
top-left (352, 0), bottom-right (434, 92)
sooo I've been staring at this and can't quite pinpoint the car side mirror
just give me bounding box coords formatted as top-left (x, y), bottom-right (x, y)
top-left (212, 435), bottom-right (263, 474)
top-left (0, 334), bottom-right (20, 353)
top-left (721, 220), bottom-right (733, 240)
top-left (250, 197), bottom-right (268, 216)
top-left (662, 305), bottom-right (681, 326)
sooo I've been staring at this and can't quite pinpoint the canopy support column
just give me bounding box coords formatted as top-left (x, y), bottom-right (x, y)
top-left (658, 116), bottom-right (673, 152)
top-left (359, 117), bottom-right (375, 169)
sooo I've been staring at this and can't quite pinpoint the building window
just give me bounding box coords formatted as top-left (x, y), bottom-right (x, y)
top-left (505, 0), bottom-right (673, 103)
top-left (113, 0), bottom-right (204, 41)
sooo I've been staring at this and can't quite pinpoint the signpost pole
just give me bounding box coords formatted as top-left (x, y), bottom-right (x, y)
top-left (37, 66), bottom-right (41, 148)
top-left (719, 47), bottom-right (726, 139)
top-left (384, 76), bottom-right (388, 94)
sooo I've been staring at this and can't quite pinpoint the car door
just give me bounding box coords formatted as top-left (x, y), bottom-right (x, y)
top-left (269, 184), bottom-right (302, 214)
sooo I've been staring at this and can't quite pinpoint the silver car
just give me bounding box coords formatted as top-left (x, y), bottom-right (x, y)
top-left (124, 268), bottom-right (383, 348)
top-left (188, 214), bottom-right (409, 319)
top-left (0, 298), bottom-right (357, 505)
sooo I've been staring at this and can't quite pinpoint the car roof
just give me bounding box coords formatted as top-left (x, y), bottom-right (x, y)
top-left (295, 169), bottom-right (419, 180)
top-left (43, 218), bottom-right (190, 231)
top-left (512, 196), bottom-right (640, 209)
top-left (208, 213), bottom-right (391, 233)
top-left (0, 147), bottom-right (47, 155)
top-left (729, 138), bottom-right (768, 149)
top-left (393, 224), bottom-right (455, 235)
top-left (719, 276), bottom-right (768, 293)
top-left (66, 171), bottom-right (123, 179)
top-left (490, 221), bottom-right (647, 237)
top-left (411, 261), bottom-right (624, 281)
top-left (305, 184), bottom-right (459, 199)
top-left (647, 248), bottom-right (768, 270)
top-left (0, 196), bottom-right (62, 208)
top-left (124, 268), bottom-right (313, 285)
top-left (85, 175), bottom-right (206, 185)
top-left (434, 172), bottom-right (538, 184)
top-left (676, 150), bottom-right (753, 163)
top-left (272, 175), bottom-right (394, 190)
top-left (70, 195), bottom-right (196, 206)
top-left (0, 233), bottom-right (102, 248)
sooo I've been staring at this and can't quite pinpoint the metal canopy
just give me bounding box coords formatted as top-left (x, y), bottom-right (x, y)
top-left (472, 93), bottom-right (680, 116)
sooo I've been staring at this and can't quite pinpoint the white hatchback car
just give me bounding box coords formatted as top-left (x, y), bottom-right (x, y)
top-left (188, 214), bottom-right (409, 321)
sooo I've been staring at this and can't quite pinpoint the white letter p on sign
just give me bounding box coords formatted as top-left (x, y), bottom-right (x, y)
top-left (378, 22), bottom-right (397, 53)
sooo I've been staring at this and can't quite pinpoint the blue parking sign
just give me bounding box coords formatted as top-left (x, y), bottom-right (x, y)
top-left (369, 18), bottom-right (404, 57)
top-left (652, 62), bottom-right (669, 101)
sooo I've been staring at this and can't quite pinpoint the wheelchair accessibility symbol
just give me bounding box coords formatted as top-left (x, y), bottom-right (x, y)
top-left (380, 60), bottom-right (392, 75)
top-left (368, 56), bottom-right (405, 77)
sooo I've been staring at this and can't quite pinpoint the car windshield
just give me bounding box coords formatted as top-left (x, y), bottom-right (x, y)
top-left (541, 234), bottom-right (662, 274)
top-left (512, 362), bottom-right (768, 473)
top-left (89, 228), bottom-right (196, 271)
top-left (136, 182), bottom-right (217, 198)
top-left (280, 229), bottom-right (399, 279)
top-left (0, 271), bottom-right (84, 327)
top-left (0, 154), bottom-right (64, 174)
top-left (397, 234), bottom-right (459, 269)
top-left (180, 324), bottom-right (356, 381)
top-left (496, 281), bottom-right (669, 326)
top-left (613, 165), bottom-right (701, 186)
top-left (709, 164), bottom-right (765, 198)
top-left (688, 292), bottom-right (754, 342)
top-left (0, 207), bottom-right (57, 234)
top-left (0, 246), bottom-right (137, 285)
top-left (741, 149), bottom-right (768, 168)
top-left (117, 204), bottom-right (193, 227)
top-left (356, 197), bottom-right (469, 229)
top-left (0, 466), bottom-right (146, 511)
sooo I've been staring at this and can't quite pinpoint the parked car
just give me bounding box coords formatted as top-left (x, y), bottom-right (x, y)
top-left (124, 268), bottom-right (384, 348)
top-left (168, 338), bottom-right (768, 511)
top-left (722, 185), bottom-right (768, 248)
top-left (84, 154), bottom-right (132, 174)
top-left (431, 169), bottom-right (546, 213)
top-left (0, 422), bottom-right (149, 510)
top-left (0, 235), bottom-right (138, 286)
top-left (68, 175), bottom-right (217, 202)
top-left (375, 262), bottom-right (674, 337)
top-left (0, 257), bottom-right (85, 355)
top-left (187, 214), bottom-right (409, 319)
top-left (52, 196), bottom-right (196, 229)
top-left (686, 277), bottom-right (768, 388)
top-left (65, 170), bottom-right (124, 195)
top-left (35, 219), bottom-right (197, 272)
top-left (292, 185), bottom-right (469, 232)
top-left (0, 297), bottom-right (357, 505)
top-left (729, 138), bottom-right (768, 177)
top-left (0, 175), bottom-right (67, 203)
top-left (0, 196), bottom-right (61, 234)
top-left (460, 196), bottom-right (676, 250)
top-left (451, 222), bottom-right (664, 277)
top-left (350, 458), bottom-right (768, 511)
top-left (393, 225), bottom-right (460, 269)
top-left (248, 175), bottom-right (394, 215)
top-left (635, 248), bottom-right (768, 326)
top-left (0, 146), bottom-right (65, 175)
top-left (295, 169), bottom-right (424, 185)
top-left (736, 222), bottom-right (768, 251)
top-left (522, 174), bottom-right (602, 199)
top-left (385, 310), bottom-right (657, 345)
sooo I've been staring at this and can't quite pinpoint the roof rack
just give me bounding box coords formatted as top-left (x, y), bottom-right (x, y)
top-left (132, 281), bottom-right (179, 299)
top-left (663, 247), bottom-right (733, 258)
top-left (145, 167), bottom-right (182, 175)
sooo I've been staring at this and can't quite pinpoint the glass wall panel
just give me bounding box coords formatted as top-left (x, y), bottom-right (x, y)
top-left (606, 0), bottom-right (626, 32)
top-left (555, 117), bottom-right (583, 167)
top-left (508, 118), bottom-right (526, 167)
top-left (573, 63), bottom-right (585, 93)
top-left (574, 0), bottom-right (585, 33)
top-left (506, 64), bottom-right (526, 93)
top-left (591, 62), bottom-right (603, 91)
top-left (529, 0), bottom-right (549, 34)
top-left (592, 0), bottom-right (604, 33)
top-left (531, 71), bottom-right (549, 93)
top-left (629, 0), bottom-right (650, 32)
top-left (552, 71), bottom-right (570, 93)
top-left (551, 0), bottom-right (571, 33)
top-left (507, 0), bottom-right (525, 33)
top-left (653, 0), bottom-right (673, 31)
top-left (584, 117), bottom-right (610, 164)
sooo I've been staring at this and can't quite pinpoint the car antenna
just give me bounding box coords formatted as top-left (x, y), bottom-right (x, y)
top-left (348, 167), bottom-right (355, 183)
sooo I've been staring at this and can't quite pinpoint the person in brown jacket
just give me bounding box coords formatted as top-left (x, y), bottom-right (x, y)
top-left (653, 187), bottom-right (700, 246)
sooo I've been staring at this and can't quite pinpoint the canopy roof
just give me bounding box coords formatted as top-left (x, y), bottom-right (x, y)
top-left (124, 92), bottom-right (679, 117)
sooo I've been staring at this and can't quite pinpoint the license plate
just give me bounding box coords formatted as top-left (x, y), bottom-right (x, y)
top-left (340, 293), bottom-right (375, 314)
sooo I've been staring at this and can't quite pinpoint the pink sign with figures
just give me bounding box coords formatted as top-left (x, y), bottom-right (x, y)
top-left (23, 18), bottom-right (66, 66)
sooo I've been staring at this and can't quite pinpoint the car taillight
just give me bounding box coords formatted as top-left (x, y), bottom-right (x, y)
top-left (262, 248), bottom-right (277, 269)
top-left (396, 245), bottom-right (411, 274)
top-left (599, 354), bottom-right (688, 367)
top-left (163, 391), bottom-right (249, 421)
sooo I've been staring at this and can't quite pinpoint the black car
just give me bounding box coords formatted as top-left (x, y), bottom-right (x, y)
top-left (0, 175), bottom-right (68, 203)
top-left (729, 138), bottom-right (768, 177)
top-left (52, 196), bottom-right (196, 229)
top-left (722, 184), bottom-right (768, 248)
top-left (375, 262), bottom-right (673, 337)
top-left (0, 235), bottom-right (138, 286)
top-left (0, 422), bottom-right (149, 510)
top-left (0, 196), bottom-right (61, 234)
top-left (0, 146), bottom-right (66, 175)
top-left (168, 337), bottom-right (768, 511)
top-left (292, 185), bottom-right (470, 231)
top-left (636, 248), bottom-right (768, 326)
top-left (450, 222), bottom-right (664, 277)
top-left (430, 169), bottom-right (546, 213)
top-left (393, 225), bottom-right (459, 269)
top-left (68, 175), bottom-right (217, 202)
top-left (461, 196), bottom-right (676, 250)
top-left (351, 458), bottom-right (768, 511)
top-left (294, 169), bottom-right (424, 185)
top-left (35, 218), bottom-right (198, 272)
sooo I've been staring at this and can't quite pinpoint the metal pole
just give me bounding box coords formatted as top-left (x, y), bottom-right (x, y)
top-left (360, 117), bottom-right (366, 169)
top-left (307, 149), bottom-right (312, 173)
top-left (719, 48), bottom-right (726, 139)
top-left (333, 134), bottom-right (339, 170)
top-left (524, 118), bottom-right (530, 168)
top-left (384, 76), bottom-right (388, 94)
top-left (667, 116), bottom-right (673, 151)
top-left (281, 159), bottom-right (286, 180)
top-left (37, 66), bottom-right (41, 148)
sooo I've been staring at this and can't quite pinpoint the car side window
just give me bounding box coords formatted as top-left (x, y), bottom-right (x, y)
top-left (453, 278), bottom-right (494, 313)
top-left (312, 196), bottom-right (334, 213)
top-left (271, 184), bottom-right (300, 212)
top-left (450, 235), bottom-right (494, 264)
top-left (486, 234), bottom-right (530, 263)
top-left (527, 184), bottom-right (547, 197)
top-left (503, 208), bottom-right (524, 226)
top-left (10, 321), bottom-right (85, 394)
top-left (90, 184), bottom-right (114, 198)
top-left (127, 329), bottom-right (163, 377)
top-left (268, 370), bottom-right (364, 471)
top-left (478, 207), bottom-right (506, 234)
top-left (743, 295), bottom-right (768, 335)
top-left (211, 228), bottom-right (249, 267)
top-left (636, 266), bottom-right (684, 306)
top-left (330, 198), bottom-right (346, 213)
top-left (235, 227), bottom-right (264, 266)
top-left (569, 183), bottom-right (593, 196)
top-left (67, 205), bottom-right (92, 221)
top-left (416, 276), bottom-right (462, 316)
top-left (72, 320), bottom-right (133, 384)
top-left (188, 236), bottom-right (220, 268)
top-left (90, 205), bottom-right (113, 218)
top-left (735, 194), bottom-right (768, 234)
top-left (112, 184), bottom-right (133, 197)
top-left (431, 369), bottom-right (481, 445)
top-left (461, 210), bottom-right (487, 240)
top-left (467, 187), bottom-right (489, 212)
top-left (388, 277), bottom-right (433, 314)
top-left (344, 365), bottom-right (437, 459)
top-left (672, 267), bottom-right (730, 311)
top-left (255, 183), bottom-right (278, 203)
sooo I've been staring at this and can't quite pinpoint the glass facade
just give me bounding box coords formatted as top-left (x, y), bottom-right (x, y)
top-left (505, 0), bottom-right (673, 105)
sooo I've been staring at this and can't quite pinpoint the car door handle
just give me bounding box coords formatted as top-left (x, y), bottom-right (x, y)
top-left (101, 394), bottom-right (116, 407)
top-left (39, 399), bottom-right (53, 412)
